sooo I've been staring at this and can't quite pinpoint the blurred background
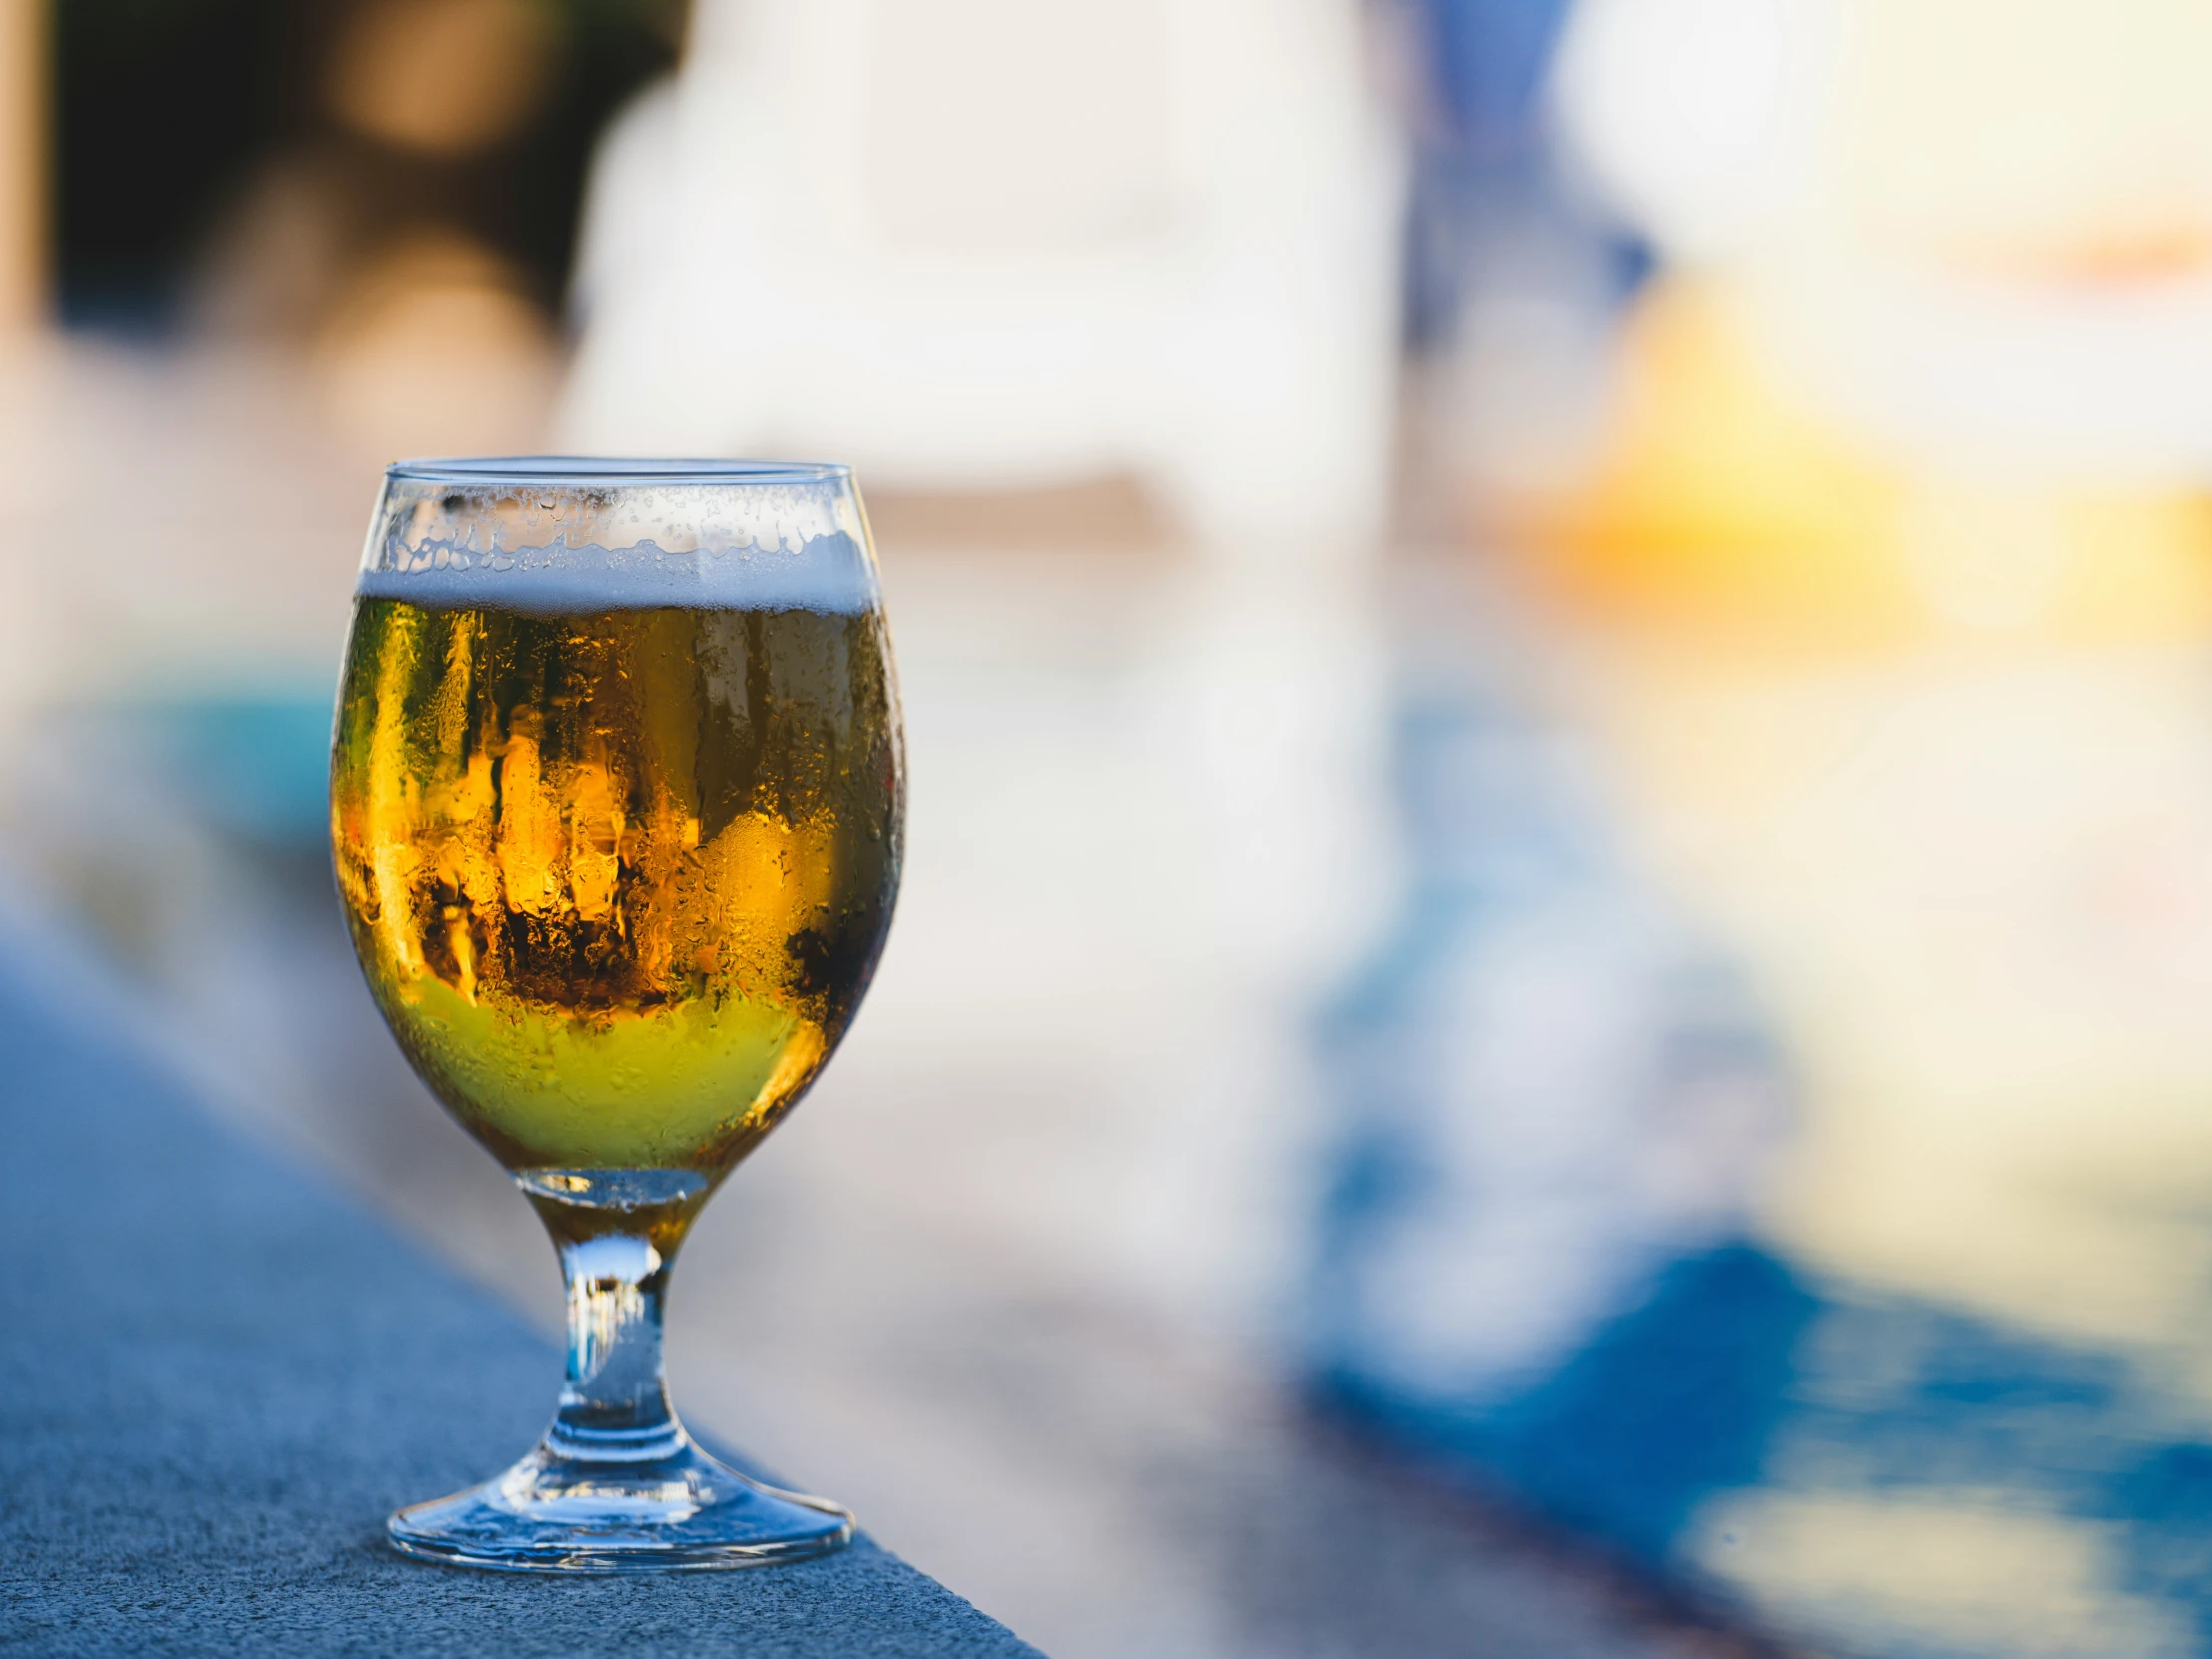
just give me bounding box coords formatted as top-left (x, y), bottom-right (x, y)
top-left (11, 0), bottom-right (2212, 1653)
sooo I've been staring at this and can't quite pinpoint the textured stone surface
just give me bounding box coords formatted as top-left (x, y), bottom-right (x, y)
top-left (0, 948), bottom-right (1041, 1658)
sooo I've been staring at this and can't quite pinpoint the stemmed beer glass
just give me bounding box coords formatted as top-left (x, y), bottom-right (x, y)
top-left (329, 459), bottom-right (903, 1571)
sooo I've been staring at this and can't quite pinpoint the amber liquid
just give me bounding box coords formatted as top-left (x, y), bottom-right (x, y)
top-left (331, 597), bottom-right (902, 1182)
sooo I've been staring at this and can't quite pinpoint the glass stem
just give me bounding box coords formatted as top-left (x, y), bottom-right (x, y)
top-left (545, 1231), bottom-right (687, 1465)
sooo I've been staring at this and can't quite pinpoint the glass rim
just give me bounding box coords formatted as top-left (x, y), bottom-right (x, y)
top-left (385, 456), bottom-right (852, 486)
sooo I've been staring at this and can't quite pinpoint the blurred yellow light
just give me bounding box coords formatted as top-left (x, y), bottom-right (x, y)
top-left (325, 0), bottom-right (556, 159)
top-left (311, 232), bottom-right (557, 457)
top-left (1517, 279), bottom-right (2212, 650)
top-left (1686, 1489), bottom-right (2188, 1657)
top-left (1519, 279), bottom-right (1905, 645)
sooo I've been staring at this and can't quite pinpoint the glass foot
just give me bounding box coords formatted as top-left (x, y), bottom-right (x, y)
top-left (388, 1434), bottom-right (855, 1573)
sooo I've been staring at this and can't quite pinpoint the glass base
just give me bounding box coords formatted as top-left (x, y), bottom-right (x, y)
top-left (388, 1435), bottom-right (855, 1573)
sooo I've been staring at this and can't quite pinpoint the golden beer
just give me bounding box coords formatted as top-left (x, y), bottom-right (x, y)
top-left (351, 461), bottom-right (891, 1570)
top-left (330, 596), bottom-right (902, 1182)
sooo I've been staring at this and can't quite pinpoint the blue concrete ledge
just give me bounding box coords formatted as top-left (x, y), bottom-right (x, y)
top-left (0, 935), bottom-right (1041, 1658)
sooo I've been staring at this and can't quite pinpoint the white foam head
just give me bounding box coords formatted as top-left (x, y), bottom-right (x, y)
top-left (357, 458), bottom-right (881, 614)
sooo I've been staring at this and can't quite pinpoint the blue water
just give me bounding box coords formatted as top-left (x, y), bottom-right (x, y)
top-left (1307, 677), bottom-right (2212, 1657)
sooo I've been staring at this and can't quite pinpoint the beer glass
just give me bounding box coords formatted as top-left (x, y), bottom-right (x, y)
top-left (329, 459), bottom-right (903, 1571)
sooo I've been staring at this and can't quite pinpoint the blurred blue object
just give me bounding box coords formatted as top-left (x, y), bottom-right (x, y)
top-left (1413, 0), bottom-right (1573, 155)
top-left (147, 692), bottom-right (334, 852)
top-left (1400, 0), bottom-right (1647, 347)
top-left (1307, 663), bottom-right (2212, 1654)
top-left (1318, 1242), bottom-right (1815, 1565)
top-left (1309, 665), bottom-right (1795, 1405)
